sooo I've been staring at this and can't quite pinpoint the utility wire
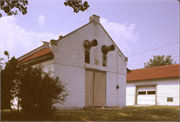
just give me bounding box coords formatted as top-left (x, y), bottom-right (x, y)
top-left (127, 42), bottom-right (179, 57)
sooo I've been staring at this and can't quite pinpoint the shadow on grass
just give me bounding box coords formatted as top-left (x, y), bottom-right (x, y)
top-left (1, 110), bottom-right (53, 121)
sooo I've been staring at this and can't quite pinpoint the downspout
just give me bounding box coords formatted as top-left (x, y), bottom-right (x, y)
top-left (117, 51), bottom-right (119, 106)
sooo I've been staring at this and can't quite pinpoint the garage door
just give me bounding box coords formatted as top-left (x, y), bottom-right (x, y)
top-left (137, 86), bottom-right (156, 105)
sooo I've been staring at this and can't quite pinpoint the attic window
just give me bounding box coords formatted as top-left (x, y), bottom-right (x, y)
top-left (85, 50), bottom-right (90, 63)
top-left (167, 97), bottom-right (173, 102)
top-left (102, 54), bottom-right (107, 67)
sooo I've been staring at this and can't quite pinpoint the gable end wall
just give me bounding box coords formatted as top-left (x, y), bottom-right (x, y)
top-left (51, 21), bottom-right (127, 109)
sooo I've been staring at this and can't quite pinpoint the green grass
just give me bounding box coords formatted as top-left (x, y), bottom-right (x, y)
top-left (1, 106), bottom-right (179, 121)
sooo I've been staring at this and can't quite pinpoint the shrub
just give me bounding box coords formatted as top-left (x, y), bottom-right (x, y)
top-left (17, 65), bottom-right (68, 119)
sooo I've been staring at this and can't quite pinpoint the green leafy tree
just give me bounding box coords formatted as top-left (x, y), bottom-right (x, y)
top-left (0, 0), bottom-right (89, 17)
top-left (17, 65), bottom-right (68, 119)
top-left (0, 57), bottom-right (4, 70)
top-left (144, 55), bottom-right (176, 68)
top-left (64, 0), bottom-right (89, 13)
top-left (0, 51), bottom-right (10, 70)
top-left (1, 51), bottom-right (68, 120)
top-left (0, 0), bottom-right (28, 17)
top-left (4, 50), bottom-right (10, 59)
top-left (1, 51), bottom-right (25, 110)
top-left (1, 56), bottom-right (18, 110)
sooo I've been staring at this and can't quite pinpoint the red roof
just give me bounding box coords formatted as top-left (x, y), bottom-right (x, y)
top-left (18, 48), bottom-right (53, 64)
top-left (127, 64), bottom-right (179, 81)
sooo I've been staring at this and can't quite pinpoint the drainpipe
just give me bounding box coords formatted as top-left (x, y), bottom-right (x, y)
top-left (117, 51), bottom-right (119, 106)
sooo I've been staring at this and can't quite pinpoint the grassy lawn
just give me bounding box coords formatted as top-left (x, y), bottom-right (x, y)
top-left (1, 106), bottom-right (179, 121)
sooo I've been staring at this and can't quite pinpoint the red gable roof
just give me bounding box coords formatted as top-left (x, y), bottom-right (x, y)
top-left (18, 48), bottom-right (53, 64)
top-left (127, 64), bottom-right (179, 81)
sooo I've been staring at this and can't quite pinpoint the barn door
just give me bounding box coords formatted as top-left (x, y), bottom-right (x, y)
top-left (85, 69), bottom-right (106, 107)
top-left (85, 70), bottom-right (94, 106)
top-left (94, 71), bottom-right (106, 106)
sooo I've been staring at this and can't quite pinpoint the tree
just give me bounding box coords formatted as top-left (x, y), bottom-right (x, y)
top-left (17, 65), bottom-right (68, 119)
top-left (1, 51), bottom-right (19, 110)
top-left (64, 0), bottom-right (90, 13)
top-left (1, 56), bottom-right (18, 110)
top-left (0, 51), bottom-right (10, 70)
top-left (0, 57), bottom-right (4, 70)
top-left (0, 1), bottom-right (28, 16)
top-left (1, 52), bottom-right (68, 120)
top-left (0, 0), bottom-right (89, 17)
top-left (144, 55), bottom-right (176, 68)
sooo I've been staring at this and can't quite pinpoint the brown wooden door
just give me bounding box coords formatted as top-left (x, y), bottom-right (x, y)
top-left (85, 69), bottom-right (106, 107)
top-left (85, 70), bottom-right (94, 106)
top-left (94, 71), bottom-right (106, 106)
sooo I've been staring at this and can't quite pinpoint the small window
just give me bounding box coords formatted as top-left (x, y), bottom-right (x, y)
top-left (85, 50), bottom-right (90, 63)
top-left (138, 91), bottom-right (146, 95)
top-left (167, 97), bottom-right (173, 102)
top-left (102, 54), bottom-right (107, 67)
top-left (147, 91), bottom-right (156, 95)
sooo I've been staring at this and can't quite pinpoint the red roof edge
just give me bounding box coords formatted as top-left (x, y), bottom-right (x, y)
top-left (127, 64), bottom-right (179, 81)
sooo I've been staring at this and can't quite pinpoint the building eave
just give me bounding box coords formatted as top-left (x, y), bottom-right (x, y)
top-left (18, 42), bottom-right (51, 62)
top-left (127, 76), bottom-right (179, 82)
top-left (19, 53), bottom-right (54, 66)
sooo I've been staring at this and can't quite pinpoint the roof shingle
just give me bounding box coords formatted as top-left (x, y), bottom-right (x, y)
top-left (127, 64), bottom-right (179, 81)
top-left (18, 48), bottom-right (53, 64)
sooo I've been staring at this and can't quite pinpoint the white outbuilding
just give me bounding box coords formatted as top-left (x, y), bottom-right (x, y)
top-left (18, 15), bottom-right (128, 109)
top-left (126, 64), bottom-right (179, 106)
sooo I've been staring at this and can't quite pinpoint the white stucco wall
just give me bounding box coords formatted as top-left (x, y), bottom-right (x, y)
top-left (53, 65), bottom-right (85, 109)
top-left (126, 77), bottom-right (179, 106)
top-left (32, 59), bottom-right (55, 76)
top-left (51, 18), bottom-right (127, 109)
top-left (126, 82), bottom-right (136, 106)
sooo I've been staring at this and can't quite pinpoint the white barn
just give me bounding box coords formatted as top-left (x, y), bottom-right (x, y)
top-left (18, 15), bottom-right (128, 109)
top-left (126, 64), bottom-right (179, 106)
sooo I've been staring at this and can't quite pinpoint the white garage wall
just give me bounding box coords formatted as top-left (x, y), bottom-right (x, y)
top-left (126, 83), bottom-right (136, 105)
top-left (156, 78), bottom-right (179, 105)
top-left (126, 77), bottom-right (179, 106)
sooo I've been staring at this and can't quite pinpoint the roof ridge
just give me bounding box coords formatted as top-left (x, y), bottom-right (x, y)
top-left (56, 21), bottom-right (93, 42)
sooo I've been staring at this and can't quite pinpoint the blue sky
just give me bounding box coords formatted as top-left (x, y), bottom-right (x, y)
top-left (0, 0), bottom-right (179, 69)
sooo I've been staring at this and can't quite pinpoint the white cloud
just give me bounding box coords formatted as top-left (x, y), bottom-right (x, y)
top-left (100, 18), bottom-right (139, 56)
top-left (38, 15), bottom-right (45, 26)
top-left (0, 16), bottom-right (139, 64)
top-left (0, 16), bottom-right (65, 61)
